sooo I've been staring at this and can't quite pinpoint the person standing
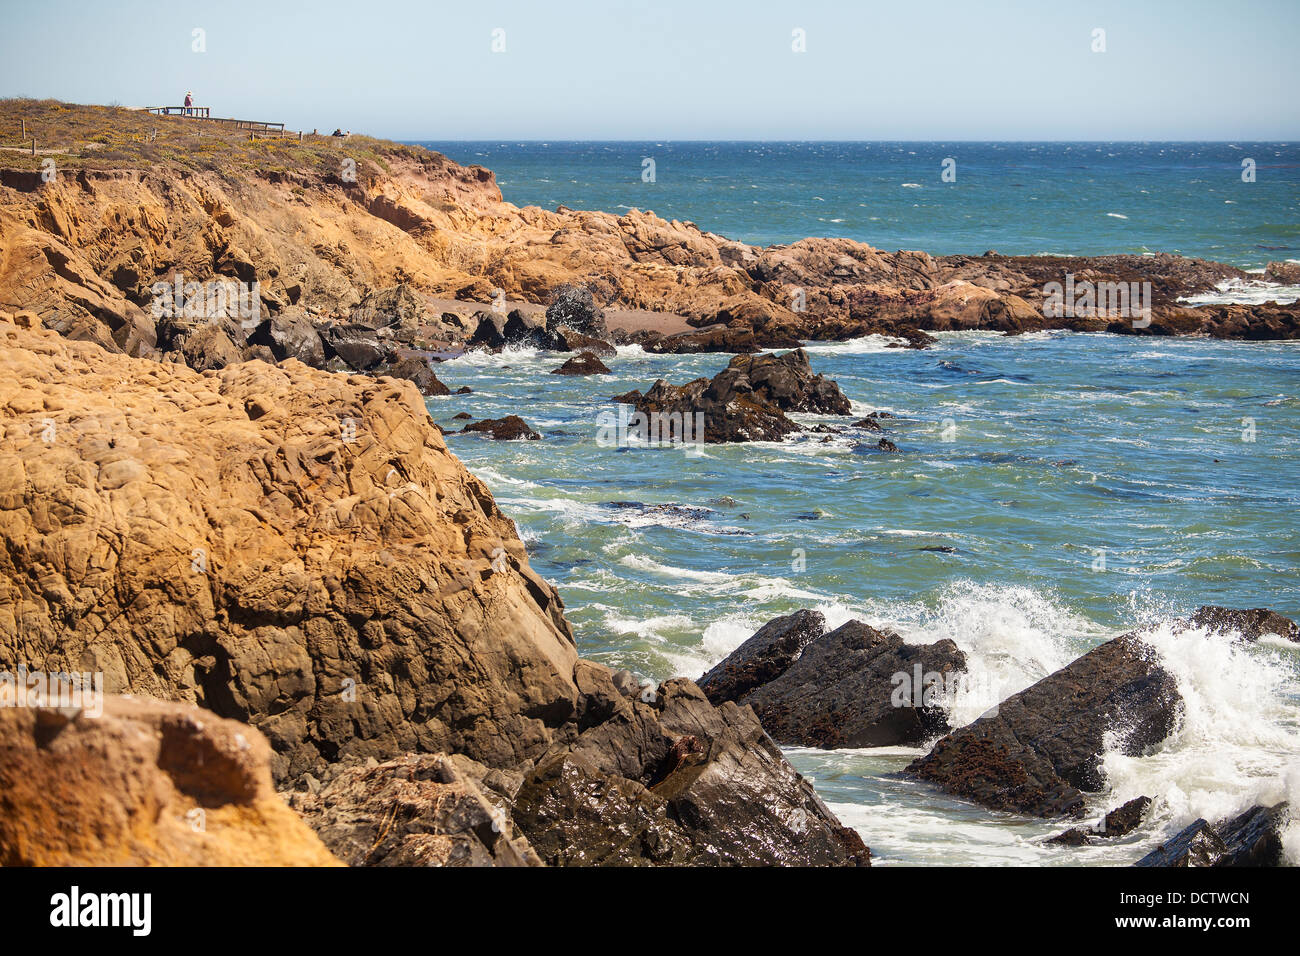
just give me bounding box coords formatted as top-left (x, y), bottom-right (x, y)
top-left (183, 91), bottom-right (193, 116)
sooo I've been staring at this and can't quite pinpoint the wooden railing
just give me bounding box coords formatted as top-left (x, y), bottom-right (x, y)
top-left (145, 106), bottom-right (210, 118)
top-left (141, 107), bottom-right (286, 137)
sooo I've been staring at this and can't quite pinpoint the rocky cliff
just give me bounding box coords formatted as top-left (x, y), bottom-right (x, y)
top-left (0, 311), bottom-right (866, 865)
top-left (2, 100), bottom-right (1296, 379)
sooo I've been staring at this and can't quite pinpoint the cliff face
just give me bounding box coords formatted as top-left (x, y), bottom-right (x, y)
top-left (0, 312), bottom-right (577, 781)
top-left (6, 101), bottom-right (1291, 369)
top-left (0, 311), bottom-right (867, 865)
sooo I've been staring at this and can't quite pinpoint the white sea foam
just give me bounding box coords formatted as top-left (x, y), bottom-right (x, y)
top-left (883, 581), bottom-right (1097, 726)
top-left (1098, 621), bottom-right (1300, 862)
top-left (798, 334), bottom-right (906, 354)
top-left (1181, 276), bottom-right (1300, 306)
top-left (444, 344), bottom-right (551, 368)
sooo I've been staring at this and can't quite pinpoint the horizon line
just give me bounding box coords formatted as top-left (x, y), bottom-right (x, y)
top-left (401, 138), bottom-right (1296, 145)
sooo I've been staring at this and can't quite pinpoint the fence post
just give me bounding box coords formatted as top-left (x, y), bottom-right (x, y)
top-left (31, 139), bottom-right (36, 156)
top-left (21, 119), bottom-right (26, 139)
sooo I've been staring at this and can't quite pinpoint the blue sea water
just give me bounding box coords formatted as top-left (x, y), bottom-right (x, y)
top-left (430, 334), bottom-right (1300, 866)
top-left (412, 140), bottom-right (1300, 865)
top-left (417, 141), bottom-right (1300, 269)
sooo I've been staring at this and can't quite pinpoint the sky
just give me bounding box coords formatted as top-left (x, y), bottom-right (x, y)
top-left (1, 0), bottom-right (1297, 140)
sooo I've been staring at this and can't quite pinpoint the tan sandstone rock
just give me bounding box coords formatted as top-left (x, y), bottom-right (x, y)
top-left (0, 314), bottom-right (577, 782)
top-left (0, 692), bottom-right (340, 866)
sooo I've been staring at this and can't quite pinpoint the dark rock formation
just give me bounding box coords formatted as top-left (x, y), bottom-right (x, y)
top-left (1265, 261), bottom-right (1300, 285)
top-left (699, 610), bottom-right (824, 705)
top-left (552, 351), bottom-right (611, 375)
top-left (1190, 605), bottom-right (1298, 643)
top-left (553, 327), bottom-right (616, 356)
top-left (378, 353), bottom-right (451, 396)
top-left (288, 753), bottom-right (540, 867)
top-left (461, 415), bottom-right (541, 440)
top-left (1047, 795), bottom-right (1152, 846)
top-left (508, 677), bottom-right (871, 866)
top-left (320, 323), bottom-right (387, 370)
top-left (249, 307), bottom-right (325, 366)
top-left (155, 311), bottom-right (247, 372)
top-left (646, 324), bottom-right (801, 354)
top-left (907, 633), bottom-right (1182, 817)
top-left (545, 285), bottom-right (606, 336)
top-left (349, 284), bottom-right (429, 334)
top-left (501, 309), bottom-right (555, 348)
top-left (702, 613), bottom-right (967, 748)
top-left (629, 349), bottom-right (851, 444)
top-left (636, 374), bottom-right (798, 443)
top-left (1134, 803), bottom-right (1290, 867)
top-left (466, 310), bottom-right (506, 350)
top-left (726, 349), bottom-right (852, 414)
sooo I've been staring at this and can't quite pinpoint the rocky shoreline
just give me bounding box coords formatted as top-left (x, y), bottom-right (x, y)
top-left (2, 104), bottom-right (1298, 394)
top-left (0, 313), bottom-right (865, 866)
top-left (700, 605), bottom-right (1297, 864)
top-left (1, 103), bottom-right (1296, 867)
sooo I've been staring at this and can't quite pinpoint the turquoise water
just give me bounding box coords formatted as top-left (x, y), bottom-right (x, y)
top-left (418, 141), bottom-right (1300, 269)
top-left (431, 331), bottom-right (1300, 864)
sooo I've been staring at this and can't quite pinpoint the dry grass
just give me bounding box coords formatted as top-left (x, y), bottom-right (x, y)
top-left (0, 98), bottom-right (434, 186)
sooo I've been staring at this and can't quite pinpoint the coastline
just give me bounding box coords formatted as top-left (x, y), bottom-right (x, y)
top-left (0, 100), bottom-right (1296, 870)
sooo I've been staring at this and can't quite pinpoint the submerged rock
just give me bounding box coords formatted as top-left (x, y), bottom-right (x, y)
top-left (552, 351), bottom-right (611, 375)
top-left (1047, 796), bottom-right (1152, 846)
top-left (462, 414), bottom-right (541, 440)
top-left (702, 613), bottom-right (966, 748)
top-left (907, 632), bottom-right (1181, 817)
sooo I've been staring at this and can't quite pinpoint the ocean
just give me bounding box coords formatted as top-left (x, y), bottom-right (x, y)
top-left (415, 141), bottom-right (1300, 865)
top-left (418, 141), bottom-right (1300, 270)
